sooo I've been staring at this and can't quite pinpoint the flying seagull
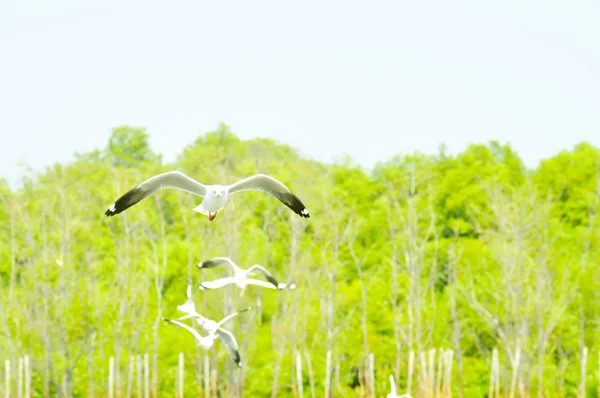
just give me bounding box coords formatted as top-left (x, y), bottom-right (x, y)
top-left (197, 257), bottom-right (296, 291)
top-left (175, 283), bottom-right (234, 331)
top-left (104, 171), bottom-right (310, 221)
top-left (163, 306), bottom-right (251, 368)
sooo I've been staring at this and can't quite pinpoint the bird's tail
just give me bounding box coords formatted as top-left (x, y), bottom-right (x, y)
top-left (192, 204), bottom-right (209, 215)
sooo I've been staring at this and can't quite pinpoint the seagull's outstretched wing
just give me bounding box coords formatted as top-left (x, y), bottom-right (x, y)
top-left (215, 328), bottom-right (242, 367)
top-left (174, 313), bottom-right (201, 322)
top-left (215, 306), bottom-right (252, 329)
top-left (226, 174), bottom-right (309, 218)
top-left (242, 279), bottom-right (283, 289)
top-left (197, 257), bottom-right (237, 271)
top-left (198, 277), bottom-right (237, 290)
top-left (210, 307), bottom-right (250, 368)
top-left (246, 265), bottom-right (280, 288)
top-left (162, 318), bottom-right (212, 349)
top-left (105, 171), bottom-right (208, 216)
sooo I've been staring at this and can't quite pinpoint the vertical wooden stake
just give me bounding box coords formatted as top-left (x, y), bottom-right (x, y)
top-left (24, 355), bottom-right (31, 398)
top-left (407, 351), bottom-right (415, 395)
top-left (210, 368), bottom-right (217, 397)
top-left (435, 348), bottom-right (443, 398)
top-left (136, 355), bottom-right (142, 398)
top-left (177, 352), bottom-right (184, 398)
top-left (109, 357), bottom-right (115, 398)
top-left (428, 349), bottom-right (435, 398)
top-left (143, 354), bottom-right (149, 398)
top-left (4, 360), bottom-right (10, 398)
top-left (324, 350), bottom-right (332, 398)
top-left (368, 353), bottom-right (375, 398)
top-left (296, 352), bottom-right (303, 398)
top-left (509, 346), bottom-right (521, 398)
top-left (204, 355), bottom-right (210, 398)
top-left (579, 346), bottom-right (588, 398)
top-left (17, 357), bottom-right (23, 398)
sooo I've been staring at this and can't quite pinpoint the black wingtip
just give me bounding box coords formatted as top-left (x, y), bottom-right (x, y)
top-left (265, 275), bottom-right (280, 287)
top-left (104, 205), bottom-right (117, 217)
top-left (281, 192), bottom-right (310, 218)
top-left (104, 187), bottom-right (145, 217)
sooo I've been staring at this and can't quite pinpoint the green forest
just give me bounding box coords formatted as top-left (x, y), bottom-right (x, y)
top-left (1, 123), bottom-right (599, 397)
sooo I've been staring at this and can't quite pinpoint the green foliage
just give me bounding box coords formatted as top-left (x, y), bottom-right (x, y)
top-left (1, 126), bottom-right (599, 397)
top-left (105, 125), bottom-right (161, 167)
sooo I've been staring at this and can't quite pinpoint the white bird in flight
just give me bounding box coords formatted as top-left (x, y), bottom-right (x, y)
top-left (176, 283), bottom-right (242, 332)
top-left (167, 284), bottom-right (250, 367)
top-left (171, 284), bottom-right (250, 367)
top-left (196, 257), bottom-right (296, 291)
top-left (104, 171), bottom-right (310, 221)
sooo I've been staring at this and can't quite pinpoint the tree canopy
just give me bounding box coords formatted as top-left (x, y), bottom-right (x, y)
top-left (1, 126), bottom-right (599, 397)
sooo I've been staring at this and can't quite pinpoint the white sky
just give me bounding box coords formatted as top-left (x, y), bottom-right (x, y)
top-left (1, 0), bottom-right (598, 186)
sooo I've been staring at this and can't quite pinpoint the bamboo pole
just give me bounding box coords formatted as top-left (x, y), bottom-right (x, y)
top-left (407, 351), bottom-right (415, 395)
top-left (579, 346), bottom-right (588, 398)
top-left (136, 355), bottom-right (142, 398)
top-left (435, 348), bottom-right (443, 398)
top-left (442, 349), bottom-right (453, 398)
top-left (428, 349), bottom-right (435, 398)
top-left (143, 354), bottom-right (149, 398)
top-left (109, 357), bottom-right (115, 398)
top-left (17, 357), bottom-right (23, 398)
top-left (296, 352), bottom-right (304, 398)
top-left (24, 355), bottom-right (31, 398)
top-left (126, 355), bottom-right (134, 398)
top-left (368, 353), bottom-right (375, 398)
top-left (419, 351), bottom-right (428, 397)
top-left (509, 346), bottom-right (521, 398)
top-left (5, 360), bottom-right (10, 398)
top-left (177, 352), bottom-right (184, 398)
top-left (210, 368), bottom-right (217, 397)
top-left (324, 350), bottom-right (332, 398)
top-left (204, 355), bottom-right (210, 398)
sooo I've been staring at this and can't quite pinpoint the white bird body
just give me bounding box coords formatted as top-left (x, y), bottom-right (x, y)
top-left (162, 316), bottom-right (245, 367)
top-left (170, 284), bottom-right (250, 367)
top-left (197, 257), bottom-right (296, 291)
top-left (192, 186), bottom-right (228, 215)
top-left (105, 172), bottom-right (310, 221)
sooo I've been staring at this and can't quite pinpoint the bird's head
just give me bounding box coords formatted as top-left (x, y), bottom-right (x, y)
top-left (208, 185), bottom-right (227, 199)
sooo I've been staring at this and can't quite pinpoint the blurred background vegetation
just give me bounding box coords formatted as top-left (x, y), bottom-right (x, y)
top-left (1, 123), bottom-right (599, 397)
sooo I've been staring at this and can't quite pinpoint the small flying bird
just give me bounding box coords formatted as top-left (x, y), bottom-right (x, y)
top-left (197, 257), bottom-right (296, 291)
top-left (104, 171), bottom-right (310, 221)
top-left (163, 306), bottom-right (251, 368)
